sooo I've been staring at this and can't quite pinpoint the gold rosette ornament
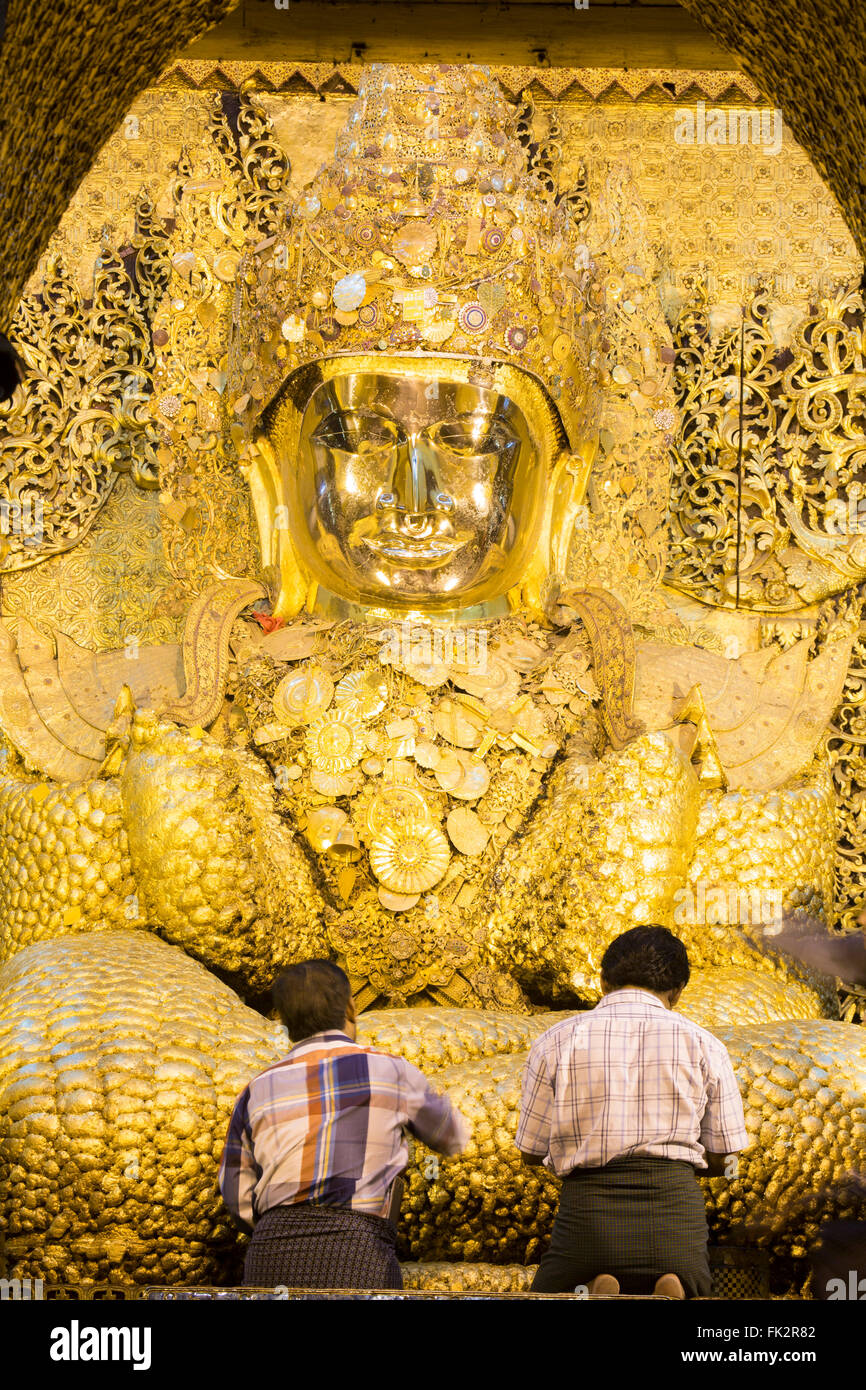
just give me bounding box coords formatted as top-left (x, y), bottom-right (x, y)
top-left (369, 821), bottom-right (450, 894)
top-left (305, 709), bottom-right (366, 774)
top-left (273, 663), bottom-right (334, 725)
top-left (335, 664), bottom-right (389, 720)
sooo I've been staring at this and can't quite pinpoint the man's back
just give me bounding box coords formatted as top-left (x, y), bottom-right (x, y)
top-left (517, 988), bottom-right (748, 1172)
top-left (220, 1030), bottom-right (468, 1227)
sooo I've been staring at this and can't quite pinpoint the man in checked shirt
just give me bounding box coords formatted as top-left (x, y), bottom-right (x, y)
top-left (219, 959), bottom-right (469, 1290)
top-left (517, 925), bottom-right (748, 1298)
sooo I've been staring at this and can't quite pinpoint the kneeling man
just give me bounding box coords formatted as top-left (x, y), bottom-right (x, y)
top-left (517, 925), bottom-right (748, 1297)
top-left (220, 959), bottom-right (469, 1289)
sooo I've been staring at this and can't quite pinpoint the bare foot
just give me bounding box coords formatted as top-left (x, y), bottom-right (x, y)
top-left (654, 1273), bottom-right (686, 1299)
top-left (588, 1273), bottom-right (620, 1297)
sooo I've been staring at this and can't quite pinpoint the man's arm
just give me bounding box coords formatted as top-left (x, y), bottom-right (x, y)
top-left (699, 1045), bottom-right (749, 1174)
top-left (402, 1062), bottom-right (470, 1155)
top-left (515, 1042), bottom-right (554, 1166)
top-left (218, 1087), bottom-right (258, 1232)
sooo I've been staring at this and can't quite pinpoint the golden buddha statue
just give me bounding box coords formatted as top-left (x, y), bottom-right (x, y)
top-left (0, 65), bottom-right (864, 1290)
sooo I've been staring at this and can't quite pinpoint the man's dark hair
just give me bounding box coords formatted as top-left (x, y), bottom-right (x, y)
top-left (600, 925), bottom-right (690, 994)
top-left (271, 959), bottom-right (352, 1040)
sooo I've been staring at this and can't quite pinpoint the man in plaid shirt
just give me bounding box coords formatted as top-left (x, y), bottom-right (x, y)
top-left (517, 925), bottom-right (748, 1298)
top-left (220, 959), bottom-right (469, 1289)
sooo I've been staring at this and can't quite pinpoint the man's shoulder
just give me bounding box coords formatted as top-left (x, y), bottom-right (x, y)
top-left (530, 1012), bottom-right (590, 1053)
top-left (667, 1010), bottom-right (735, 1062)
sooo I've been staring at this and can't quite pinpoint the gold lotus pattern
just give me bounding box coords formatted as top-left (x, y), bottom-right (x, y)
top-left (369, 821), bottom-right (452, 895)
top-left (304, 709), bottom-right (366, 774)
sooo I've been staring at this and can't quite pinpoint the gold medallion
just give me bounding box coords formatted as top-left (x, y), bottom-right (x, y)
top-left (359, 782), bottom-right (433, 843)
top-left (305, 709), bottom-right (366, 773)
top-left (403, 657), bottom-right (450, 689)
top-left (273, 664), bottom-right (334, 726)
top-left (449, 752), bottom-right (491, 801)
top-left (378, 887), bottom-right (420, 912)
top-left (414, 739), bottom-right (440, 769)
top-left (369, 822), bottom-right (450, 894)
top-left (433, 697), bottom-right (485, 749)
top-left (391, 221), bottom-right (438, 268)
top-left (310, 768), bottom-right (364, 798)
top-left (446, 806), bottom-right (490, 856)
top-left (335, 665), bottom-right (389, 720)
top-left (434, 749), bottom-right (464, 792)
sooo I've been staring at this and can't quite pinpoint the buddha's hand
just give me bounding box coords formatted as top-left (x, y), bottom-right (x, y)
top-left (480, 731), bottom-right (699, 1004)
top-left (119, 711), bottom-right (329, 996)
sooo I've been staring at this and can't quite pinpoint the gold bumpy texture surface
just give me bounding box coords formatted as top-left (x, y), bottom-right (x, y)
top-left (120, 713), bottom-right (329, 995)
top-left (3, 946), bottom-right (864, 1284)
top-left (0, 772), bottom-right (138, 964)
top-left (0, 931), bottom-right (284, 1285)
top-left (482, 732), bottom-right (699, 1002)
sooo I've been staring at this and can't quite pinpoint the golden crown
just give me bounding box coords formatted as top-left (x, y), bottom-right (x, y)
top-left (229, 63), bottom-right (603, 451)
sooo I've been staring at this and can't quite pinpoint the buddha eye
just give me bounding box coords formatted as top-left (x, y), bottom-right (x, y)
top-left (428, 415), bottom-right (517, 457)
top-left (311, 409), bottom-right (401, 454)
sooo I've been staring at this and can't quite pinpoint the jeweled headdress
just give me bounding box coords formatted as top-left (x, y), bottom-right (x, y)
top-left (229, 63), bottom-right (602, 452)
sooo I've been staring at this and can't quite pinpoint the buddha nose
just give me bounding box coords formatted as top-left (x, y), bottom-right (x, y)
top-left (379, 435), bottom-right (454, 531)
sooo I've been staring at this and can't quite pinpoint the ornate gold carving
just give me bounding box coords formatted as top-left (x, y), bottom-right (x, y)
top-left (0, 616), bottom-right (185, 782)
top-left (0, 239), bottom-right (161, 574)
top-left (633, 618), bottom-right (857, 792)
top-left (162, 578), bottom-right (265, 728)
top-left (668, 283), bottom-right (866, 610)
top-left (150, 96), bottom-right (279, 599)
top-left (157, 61), bottom-right (766, 104)
top-left (561, 587), bottom-right (644, 749)
top-left (0, 475), bottom-right (182, 653)
top-left (828, 619), bottom-right (866, 933)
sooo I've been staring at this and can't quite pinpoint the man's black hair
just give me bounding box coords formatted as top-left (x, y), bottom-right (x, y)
top-left (271, 959), bottom-right (352, 1040)
top-left (600, 925), bottom-right (690, 994)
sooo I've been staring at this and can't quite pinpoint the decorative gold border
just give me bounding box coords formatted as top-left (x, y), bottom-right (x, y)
top-left (155, 61), bottom-right (763, 104)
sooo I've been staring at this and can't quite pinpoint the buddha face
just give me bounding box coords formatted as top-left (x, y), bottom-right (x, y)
top-left (281, 370), bottom-right (548, 614)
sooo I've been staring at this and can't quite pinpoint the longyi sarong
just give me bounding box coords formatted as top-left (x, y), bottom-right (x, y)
top-left (531, 1155), bottom-right (711, 1297)
top-left (243, 1203), bottom-right (403, 1290)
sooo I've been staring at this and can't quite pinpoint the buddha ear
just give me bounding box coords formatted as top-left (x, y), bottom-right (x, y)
top-left (515, 445), bottom-right (596, 620)
top-left (242, 434), bottom-right (307, 619)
